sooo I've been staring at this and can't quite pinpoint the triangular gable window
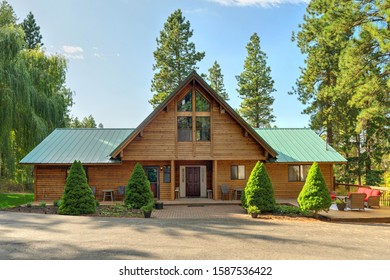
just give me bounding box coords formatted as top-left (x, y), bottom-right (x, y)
top-left (177, 91), bottom-right (192, 112)
top-left (195, 91), bottom-right (210, 112)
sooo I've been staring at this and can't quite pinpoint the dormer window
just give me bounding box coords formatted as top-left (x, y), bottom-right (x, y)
top-left (177, 90), bottom-right (211, 142)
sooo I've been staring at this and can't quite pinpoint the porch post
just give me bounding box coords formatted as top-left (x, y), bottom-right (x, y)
top-left (34, 165), bottom-right (37, 201)
top-left (213, 160), bottom-right (218, 200)
top-left (171, 160), bottom-right (175, 200)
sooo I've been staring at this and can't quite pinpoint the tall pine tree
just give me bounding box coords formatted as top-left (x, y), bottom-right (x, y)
top-left (206, 61), bottom-right (229, 101)
top-left (236, 33), bottom-right (275, 128)
top-left (293, 0), bottom-right (389, 186)
top-left (150, 9), bottom-right (205, 108)
top-left (21, 11), bottom-right (43, 49)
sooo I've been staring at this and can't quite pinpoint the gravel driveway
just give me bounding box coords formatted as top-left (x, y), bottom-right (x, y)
top-left (1, 205), bottom-right (390, 260)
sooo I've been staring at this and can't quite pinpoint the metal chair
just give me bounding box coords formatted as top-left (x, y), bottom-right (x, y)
top-left (221, 185), bottom-right (230, 200)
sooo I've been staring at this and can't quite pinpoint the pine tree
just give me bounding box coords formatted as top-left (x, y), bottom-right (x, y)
top-left (21, 11), bottom-right (43, 49)
top-left (124, 162), bottom-right (154, 209)
top-left (150, 9), bottom-right (205, 108)
top-left (58, 161), bottom-right (96, 215)
top-left (206, 61), bottom-right (229, 101)
top-left (297, 162), bottom-right (332, 218)
top-left (236, 33), bottom-right (275, 128)
top-left (245, 161), bottom-right (275, 212)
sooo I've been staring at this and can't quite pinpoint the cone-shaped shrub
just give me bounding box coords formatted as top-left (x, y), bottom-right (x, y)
top-left (245, 161), bottom-right (275, 212)
top-left (124, 162), bottom-right (154, 209)
top-left (241, 187), bottom-right (248, 210)
top-left (58, 160), bottom-right (96, 215)
top-left (297, 162), bottom-right (332, 218)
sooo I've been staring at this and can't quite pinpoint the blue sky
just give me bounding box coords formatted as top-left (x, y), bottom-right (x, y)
top-left (9, 0), bottom-right (310, 128)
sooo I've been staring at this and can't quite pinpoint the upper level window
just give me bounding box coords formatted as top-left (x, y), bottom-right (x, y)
top-left (195, 91), bottom-right (210, 112)
top-left (196, 117), bottom-right (210, 141)
top-left (177, 90), bottom-right (211, 142)
top-left (177, 91), bottom-right (192, 112)
top-left (288, 165), bottom-right (311, 182)
top-left (177, 116), bottom-right (192, 141)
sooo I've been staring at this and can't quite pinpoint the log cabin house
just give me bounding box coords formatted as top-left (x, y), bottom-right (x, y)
top-left (20, 71), bottom-right (346, 202)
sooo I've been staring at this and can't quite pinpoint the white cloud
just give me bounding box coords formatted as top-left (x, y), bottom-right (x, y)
top-left (62, 45), bottom-right (84, 59)
top-left (210, 0), bottom-right (308, 7)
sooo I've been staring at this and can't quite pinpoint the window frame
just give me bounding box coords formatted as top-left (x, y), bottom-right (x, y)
top-left (231, 165), bottom-right (245, 180)
top-left (288, 164), bottom-right (311, 182)
top-left (177, 116), bottom-right (193, 142)
top-left (176, 89), bottom-right (211, 142)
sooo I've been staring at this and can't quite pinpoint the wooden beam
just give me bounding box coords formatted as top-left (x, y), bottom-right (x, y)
top-left (213, 160), bottom-right (218, 200)
top-left (171, 160), bottom-right (175, 200)
top-left (34, 165), bottom-right (37, 201)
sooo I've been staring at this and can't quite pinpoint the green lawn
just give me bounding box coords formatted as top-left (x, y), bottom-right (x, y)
top-left (0, 193), bottom-right (34, 209)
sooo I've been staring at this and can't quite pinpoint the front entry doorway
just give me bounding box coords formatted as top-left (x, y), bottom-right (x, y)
top-left (186, 167), bottom-right (200, 197)
top-left (179, 165), bottom-right (207, 198)
top-left (144, 166), bottom-right (159, 199)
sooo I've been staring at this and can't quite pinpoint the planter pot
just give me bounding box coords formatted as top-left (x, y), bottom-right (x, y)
top-left (155, 202), bottom-right (164, 210)
top-left (143, 211), bottom-right (152, 218)
top-left (250, 213), bottom-right (258, 218)
top-left (336, 203), bottom-right (346, 211)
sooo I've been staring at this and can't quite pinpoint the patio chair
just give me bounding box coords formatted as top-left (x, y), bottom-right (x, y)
top-left (221, 185), bottom-right (230, 200)
top-left (365, 189), bottom-right (381, 208)
top-left (346, 193), bottom-right (366, 211)
top-left (117, 186), bottom-right (126, 201)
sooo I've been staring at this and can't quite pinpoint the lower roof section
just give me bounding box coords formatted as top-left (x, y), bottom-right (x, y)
top-left (20, 128), bottom-right (134, 164)
top-left (255, 128), bottom-right (347, 163)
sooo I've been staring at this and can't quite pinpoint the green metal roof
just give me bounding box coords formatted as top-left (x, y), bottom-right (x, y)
top-left (20, 128), bottom-right (134, 164)
top-left (255, 128), bottom-right (347, 163)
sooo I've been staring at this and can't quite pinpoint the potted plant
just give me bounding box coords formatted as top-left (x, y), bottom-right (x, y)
top-left (154, 200), bottom-right (164, 210)
top-left (140, 201), bottom-right (154, 218)
top-left (335, 198), bottom-right (346, 211)
top-left (247, 205), bottom-right (261, 218)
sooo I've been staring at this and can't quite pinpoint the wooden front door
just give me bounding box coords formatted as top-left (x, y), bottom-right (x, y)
top-left (144, 166), bottom-right (159, 199)
top-left (186, 167), bottom-right (200, 197)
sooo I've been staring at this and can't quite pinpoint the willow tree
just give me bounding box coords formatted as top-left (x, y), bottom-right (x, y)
top-left (236, 33), bottom-right (275, 128)
top-left (0, 1), bottom-right (73, 184)
top-left (150, 9), bottom-right (205, 108)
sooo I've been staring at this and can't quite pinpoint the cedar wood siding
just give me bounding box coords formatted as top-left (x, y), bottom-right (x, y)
top-left (122, 84), bottom-right (265, 161)
top-left (265, 163), bottom-right (334, 198)
top-left (35, 161), bottom-right (173, 201)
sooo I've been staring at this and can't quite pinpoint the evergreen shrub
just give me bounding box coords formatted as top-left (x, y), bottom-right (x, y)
top-left (58, 160), bottom-right (96, 215)
top-left (245, 161), bottom-right (275, 212)
top-left (124, 162), bottom-right (154, 209)
top-left (297, 162), bottom-right (332, 218)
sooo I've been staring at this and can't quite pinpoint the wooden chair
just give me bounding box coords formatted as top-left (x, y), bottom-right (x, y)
top-left (346, 193), bottom-right (366, 211)
top-left (221, 185), bottom-right (230, 200)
